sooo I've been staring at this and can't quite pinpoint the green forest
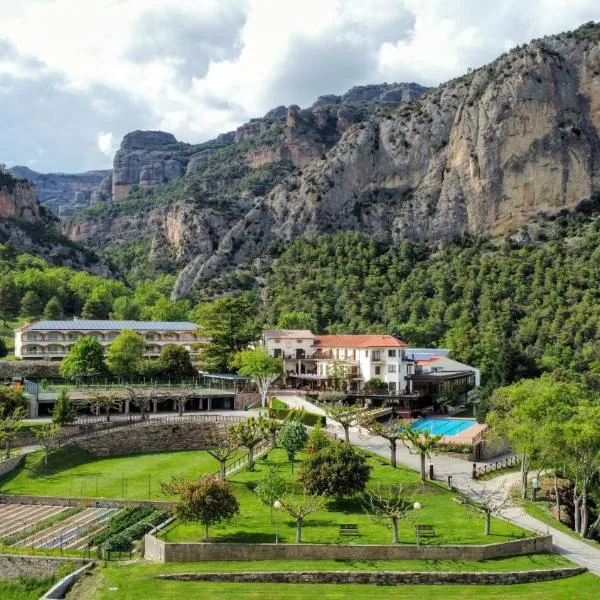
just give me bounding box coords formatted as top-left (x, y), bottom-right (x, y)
top-left (266, 204), bottom-right (600, 392)
top-left (2, 201), bottom-right (600, 396)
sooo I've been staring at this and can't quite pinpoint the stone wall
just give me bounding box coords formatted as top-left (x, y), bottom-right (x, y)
top-left (158, 567), bottom-right (585, 585)
top-left (74, 421), bottom-right (220, 456)
top-left (0, 554), bottom-right (87, 579)
top-left (0, 454), bottom-right (25, 478)
top-left (144, 535), bottom-right (553, 563)
top-left (0, 494), bottom-right (171, 509)
top-left (234, 392), bottom-right (260, 410)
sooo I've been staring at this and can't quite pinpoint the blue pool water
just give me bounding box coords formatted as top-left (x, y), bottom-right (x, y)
top-left (410, 418), bottom-right (476, 437)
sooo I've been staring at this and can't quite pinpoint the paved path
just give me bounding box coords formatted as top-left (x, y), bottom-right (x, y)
top-left (285, 394), bottom-right (600, 576)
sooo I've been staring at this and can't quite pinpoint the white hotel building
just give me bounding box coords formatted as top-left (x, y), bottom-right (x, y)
top-left (15, 320), bottom-right (204, 360)
top-left (261, 330), bottom-right (415, 393)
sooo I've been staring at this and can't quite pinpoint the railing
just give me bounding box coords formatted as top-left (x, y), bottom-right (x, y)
top-left (472, 455), bottom-right (520, 479)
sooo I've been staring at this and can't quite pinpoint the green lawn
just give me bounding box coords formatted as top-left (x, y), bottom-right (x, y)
top-left (162, 448), bottom-right (527, 545)
top-left (67, 561), bottom-right (600, 600)
top-left (0, 446), bottom-right (230, 500)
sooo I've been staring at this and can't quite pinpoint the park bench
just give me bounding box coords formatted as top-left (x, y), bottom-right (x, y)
top-left (416, 524), bottom-right (436, 537)
top-left (339, 524), bottom-right (360, 536)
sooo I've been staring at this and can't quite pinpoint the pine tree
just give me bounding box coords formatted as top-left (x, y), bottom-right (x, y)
top-left (52, 389), bottom-right (78, 425)
top-left (20, 290), bottom-right (43, 319)
top-left (43, 296), bottom-right (64, 320)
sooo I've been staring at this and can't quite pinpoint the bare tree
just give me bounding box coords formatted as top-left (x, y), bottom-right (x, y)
top-left (229, 417), bottom-right (266, 470)
top-left (363, 484), bottom-right (412, 543)
top-left (125, 387), bottom-right (153, 420)
top-left (0, 407), bottom-right (26, 459)
top-left (80, 391), bottom-right (122, 422)
top-left (457, 482), bottom-right (512, 535)
top-left (359, 414), bottom-right (405, 468)
top-left (34, 423), bottom-right (61, 468)
top-left (206, 426), bottom-right (240, 479)
top-left (319, 402), bottom-right (362, 444)
top-left (280, 493), bottom-right (326, 543)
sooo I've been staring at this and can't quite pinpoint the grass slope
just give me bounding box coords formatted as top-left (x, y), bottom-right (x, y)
top-left (68, 561), bottom-right (600, 600)
top-left (0, 446), bottom-right (225, 500)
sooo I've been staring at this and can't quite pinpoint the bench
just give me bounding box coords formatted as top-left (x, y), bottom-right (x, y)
top-left (416, 524), bottom-right (436, 537)
top-left (339, 524), bottom-right (360, 536)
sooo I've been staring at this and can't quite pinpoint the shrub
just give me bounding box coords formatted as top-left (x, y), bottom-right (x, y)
top-left (306, 422), bottom-right (331, 454)
top-left (299, 441), bottom-right (372, 499)
top-left (268, 407), bottom-right (325, 427)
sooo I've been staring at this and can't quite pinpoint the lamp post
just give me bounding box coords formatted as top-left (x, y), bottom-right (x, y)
top-left (531, 478), bottom-right (539, 502)
top-left (413, 501), bottom-right (422, 547)
top-left (274, 500), bottom-right (282, 544)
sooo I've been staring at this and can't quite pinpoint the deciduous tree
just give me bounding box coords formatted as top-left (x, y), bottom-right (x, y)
top-left (35, 423), bottom-right (61, 468)
top-left (206, 426), bottom-right (240, 480)
top-left (359, 414), bottom-right (404, 468)
top-left (363, 484), bottom-right (412, 543)
top-left (232, 348), bottom-right (281, 408)
top-left (106, 329), bottom-right (145, 378)
top-left (59, 336), bottom-right (106, 381)
top-left (299, 441), bottom-right (371, 499)
top-left (278, 421), bottom-right (307, 473)
top-left (280, 493), bottom-right (326, 543)
top-left (161, 475), bottom-right (239, 541)
top-left (229, 417), bottom-right (265, 470)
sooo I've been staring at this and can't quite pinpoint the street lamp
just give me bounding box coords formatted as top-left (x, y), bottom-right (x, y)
top-left (413, 501), bottom-right (422, 547)
top-left (274, 500), bottom-right (282, 544)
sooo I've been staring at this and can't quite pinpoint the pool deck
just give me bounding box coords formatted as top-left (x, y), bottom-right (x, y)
top-left (440, 421), bottom-right (488, 445)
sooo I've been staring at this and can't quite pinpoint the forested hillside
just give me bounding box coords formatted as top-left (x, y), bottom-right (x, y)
top-left (266, 202), bottom-right (600, 391)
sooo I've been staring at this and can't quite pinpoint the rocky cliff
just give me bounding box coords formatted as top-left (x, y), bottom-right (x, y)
top-left (8, 165), bottom-right (112, 216)
top-left (171, 24), bottom-right (600, 297)
top-left (65, 82), bottom-right (425, 280)
top-left (0, 170), bottom-right (112, 275)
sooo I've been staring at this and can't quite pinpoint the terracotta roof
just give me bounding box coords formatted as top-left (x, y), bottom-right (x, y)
top-left (262, 329), bottom-right (315, 339)
top-left (315, 335), bottom-right (406, 349)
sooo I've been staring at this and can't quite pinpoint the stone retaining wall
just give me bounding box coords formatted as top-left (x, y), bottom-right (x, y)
top-left (0, 494), bottom-right (171, 509)
top-left (0, 454), bottom-right (24, 478)
top-left (73, 421), bottom-right (220, 456)
top-left (144, 534), bottom-right (553, 563)
top-left (0, 554), bottom-right (87, 579)
top-left (158, 567), bottom-right (585, 585)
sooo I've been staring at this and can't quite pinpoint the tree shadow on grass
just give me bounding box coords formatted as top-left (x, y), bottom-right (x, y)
top-left (214, 531), bottom-right (281, 543)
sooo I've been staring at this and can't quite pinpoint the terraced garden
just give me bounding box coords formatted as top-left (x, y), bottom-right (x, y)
top-left (67, 559), bottom-right (600, 600)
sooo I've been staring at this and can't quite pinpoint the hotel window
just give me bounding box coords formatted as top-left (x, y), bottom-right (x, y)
top-left (145, 334), bottom-right (156, 341)
top-left (388, 364), bottom-right (397, 373)
top-left (372, 351), bottom-right (381, 361)
top-left (388, 382), bottom-right (397, 392)
top-left (47, 333), bottom-right (61, 341)
top-left (273, 349), bottom-right (282, 358)
top-left (26, 333), bottom-right (38, 341)
top-left (375, 366), bottom-right (381, 376)
top-left (388, 349), bottom-right (396, 358)
top-left (107, 334), bottom-right (117, 341)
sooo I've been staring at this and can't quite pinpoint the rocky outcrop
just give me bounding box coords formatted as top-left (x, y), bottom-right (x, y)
top-left (111, 130), bottom-right (235, 199)
top-left (0, 171), bottom-right (112, 275)
top-left (172, 27), bottom-right (600, 297)
top-left (0, 177), bottom-right (45, 220)
top-left (8, 165), bottom-right (111, 216)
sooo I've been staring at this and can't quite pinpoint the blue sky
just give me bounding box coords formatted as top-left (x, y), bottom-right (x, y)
top-left (0, 0), bottom-right (598, 173)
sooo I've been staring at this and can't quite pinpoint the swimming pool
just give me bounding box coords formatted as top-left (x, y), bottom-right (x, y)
top-left (410, 418), bottom-right (476, 437)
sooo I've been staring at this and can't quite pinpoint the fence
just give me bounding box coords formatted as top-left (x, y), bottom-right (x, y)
top-left (472, 455), bottom-right (520, 478)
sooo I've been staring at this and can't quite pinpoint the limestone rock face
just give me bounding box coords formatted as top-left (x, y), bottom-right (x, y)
top-left (172, 32), bottom-right (600, 297)
top-left (0, 179), bottom-right (43, 220)
top-left (8, 166), bottom-right (111, 216)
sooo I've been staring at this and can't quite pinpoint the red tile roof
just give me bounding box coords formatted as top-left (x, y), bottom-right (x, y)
top-left (315, 335), bottom-right (406, 349)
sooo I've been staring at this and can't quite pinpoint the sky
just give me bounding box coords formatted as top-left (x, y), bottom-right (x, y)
top-left (0, 0), bottom-right (598, 173)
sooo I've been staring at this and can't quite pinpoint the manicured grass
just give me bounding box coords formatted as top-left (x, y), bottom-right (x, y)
top-left (162, 448), bottom-right (527, 545)
top-left (270, 397), bottom-right (288, 409)
top-left (0, 446), bottom-right (230, 500)
top-left (67, 561), bottom-right (600, 600)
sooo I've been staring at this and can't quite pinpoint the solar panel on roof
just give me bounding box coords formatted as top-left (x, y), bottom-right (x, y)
top-left (28, 320), bottom-right (198, 331)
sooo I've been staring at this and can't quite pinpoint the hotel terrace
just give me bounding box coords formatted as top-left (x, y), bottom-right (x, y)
top-left (14, 320), bottom-right (205, 360)
top-left (261, 330), bottom-right (414, 393)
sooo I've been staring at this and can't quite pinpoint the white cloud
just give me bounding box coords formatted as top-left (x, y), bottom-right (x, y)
top-left (0, 0), bottom-right (598, 171)
top-left (97, 132), bottom-right (114, 156)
